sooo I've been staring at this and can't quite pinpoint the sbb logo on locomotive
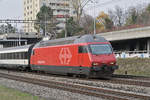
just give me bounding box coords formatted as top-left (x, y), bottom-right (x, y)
top-left (59, 48), bottom-right (72, 65)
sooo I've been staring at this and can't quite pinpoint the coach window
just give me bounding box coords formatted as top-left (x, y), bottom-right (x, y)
top-left (19, 52), bottom-right (21, 59)
top-left (3, 53), bottom-right (5, 59)
top-left (4, 53), bottom-right (6, 59)
top-left (14, 53), bottom-right (16, 59)
top-left (4, 53), bottom-right (8, 59)
top-left (0, 54), bottom-right (1, 59)
top-left (25, 52), bottom-right (28, 59)
top-left (11, 53), bottom-right (13, 59)
top-left (1, 54), bottom-right (2, 59)
top-left (10, 53), bottom-right (12, 59)
top-left (6, 53), bottom-right (9, 59)
top-left (13, 53), bottom-right (15, 59)
top-left (14, 52), bottom-right (17, 59)
top-left (2, 54), bottom-right (4, 59)
top-left (78, 46), bottom-right (88, 53)
top-left (1, 54), bottom-right (3, 59)
top-left (22, 52), bottom-right (24, 59)
top-left (2, 53), bottom-right (4, 59)
top-left (16, 52), bottom-right (19, 59)
top-left (23, 52), bottom-right (27, 59)
top-left (17, 53), bottom-right (19, 59)
top-left (19, 52), bottom-right (22, 59)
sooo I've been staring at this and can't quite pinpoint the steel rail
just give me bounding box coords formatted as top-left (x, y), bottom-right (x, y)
top-left (1, 69), bottom-right (150, 87)
top-left (100, 78), bottom-right (150, 87)
top-left (113, 74), bottom-right (150, 80)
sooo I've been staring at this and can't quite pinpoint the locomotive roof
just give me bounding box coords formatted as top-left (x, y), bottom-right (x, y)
top-left (34, 34), bottom-right (108, 48)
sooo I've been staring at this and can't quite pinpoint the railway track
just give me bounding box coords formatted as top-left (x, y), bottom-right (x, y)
top-left (0, 72), bottom-right (150, 100)
top-left (113, 74), bottom-right (150, 81)
top-left (1, 68), bottom-right (150, 88)
top-left (100, 78), bottom-right (150, 87)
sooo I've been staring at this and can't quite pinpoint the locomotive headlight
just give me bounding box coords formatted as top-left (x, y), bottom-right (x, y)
top-left (110, 62), bottom-right (115, 65)
top-left (92, 62), bottom-right (99, 66)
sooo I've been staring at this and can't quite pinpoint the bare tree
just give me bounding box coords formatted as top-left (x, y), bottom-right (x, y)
top-left (71, 0), bottom-right (91, 25)
top-left (80, 13), bottom-right (94, 34)
top-left (125, 4), bottom-right (150, 25)
top-left (108, 6), bottom-right (127, 27)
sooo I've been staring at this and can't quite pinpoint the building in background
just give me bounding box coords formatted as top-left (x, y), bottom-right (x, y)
top-left (23, 0), bottom-right (75, 33)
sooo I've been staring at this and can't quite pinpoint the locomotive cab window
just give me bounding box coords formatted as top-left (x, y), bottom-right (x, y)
top-left (89, 44), bottom-right (112, 55)
top-left (78, 46), bottom-right (88, 53)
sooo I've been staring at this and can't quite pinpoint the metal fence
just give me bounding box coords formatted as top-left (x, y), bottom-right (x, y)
top-left (114, 51), bottom-right (149, 58)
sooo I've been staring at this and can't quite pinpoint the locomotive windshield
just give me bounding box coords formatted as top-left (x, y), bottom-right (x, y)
top-left (90, 44), bottom-right (112, 55)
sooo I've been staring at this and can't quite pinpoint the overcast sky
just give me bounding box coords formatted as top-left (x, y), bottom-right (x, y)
top-left (0, 0), bottom-right (23, 19)
top-left (85, 0), bottom-right (150, 16)
top-left (0, 0), bottom-right (150, 19)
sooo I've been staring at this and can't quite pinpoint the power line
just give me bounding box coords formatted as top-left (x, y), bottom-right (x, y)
top-left (85, 0), bottom-right (124, 10)
top-left (81, 0), bottom-right (92, 9)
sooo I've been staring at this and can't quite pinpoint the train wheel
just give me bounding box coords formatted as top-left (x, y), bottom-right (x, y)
top-left (67, 73), bottom-right (74, 77)
top-left (79, 74), bottom-right (89, 79)
top-left (85, 75), bottom-right (90, 79)
top-left (18, 66), bottom-right (26, 71)
top-left (73, 74), bottom-right (78, 78)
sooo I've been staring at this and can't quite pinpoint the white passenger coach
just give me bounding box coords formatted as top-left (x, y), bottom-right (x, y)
top-left (0, 45), bottom-right (31, 69)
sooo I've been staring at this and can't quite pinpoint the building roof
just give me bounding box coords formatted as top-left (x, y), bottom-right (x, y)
top-left (0, 33), bottom-right (42, 40)
top-left (1, 26), bottom-right (150, 42)
top-left (99, 26), bottom-right (150, 41)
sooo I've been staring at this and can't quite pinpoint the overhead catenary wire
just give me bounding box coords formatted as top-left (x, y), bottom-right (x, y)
top-left (85, 0), bottom-right (124, 10)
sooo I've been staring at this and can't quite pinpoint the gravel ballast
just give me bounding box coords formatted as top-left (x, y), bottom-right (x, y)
top-left (0, 69), bottom-right (150, 100)
top-left (0, 70), bottom-right (149, 95)
top-left (0, 78), bottom-right (103, 100)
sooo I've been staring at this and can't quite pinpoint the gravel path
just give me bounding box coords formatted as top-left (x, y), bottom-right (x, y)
top-left (0, 77), bottom-right (103, 100)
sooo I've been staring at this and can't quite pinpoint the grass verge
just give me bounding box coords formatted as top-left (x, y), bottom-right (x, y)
top-left (115, 58), bottom-right (150, 77)
top-left (0, 85), bottom-right (43, 100)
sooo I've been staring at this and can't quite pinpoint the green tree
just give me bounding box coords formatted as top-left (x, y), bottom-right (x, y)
top-left (105, 17), bottom-right (114, 29)
top-left (0, 24), bottom-right (16, 34)
top-left (7, 23), bottom-right (16, 33)
top-left (58, 17), bottom-right (83, 38)
top-left (66, 17), bottom-right (79, 36)
top-left (146, 4), bottom-right (150, 13)
top-left (34, 5), bottom-right (56, 36)
top-left (96, 12), bottom-right (114, 32)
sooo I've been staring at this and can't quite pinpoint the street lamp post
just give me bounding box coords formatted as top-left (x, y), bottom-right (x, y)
top-left (44, 14), bottom-right (47, 37)
top-left (65, 0), bottom-right (68, 38)
top-left (93, 0), bottom-right (96, 35)
top-left (90, 0), bottom-right (97, 35)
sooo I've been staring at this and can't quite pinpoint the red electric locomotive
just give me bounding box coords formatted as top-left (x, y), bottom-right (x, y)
top-left (30, 35), bottom-right (118, 78)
